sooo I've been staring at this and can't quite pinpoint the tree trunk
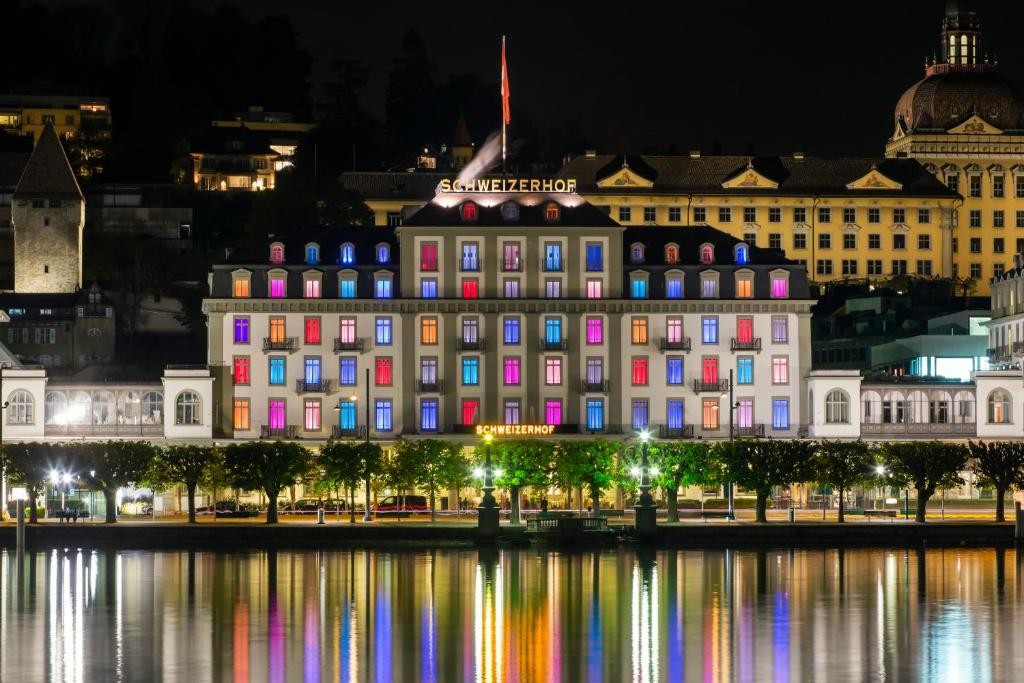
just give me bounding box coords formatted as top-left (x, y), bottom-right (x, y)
top-left (837, 488), bottom-right (846, 523)
top-left (27, 485), bottom-right (38, 523)
top-left (996, 487), bottom-right (1007, 523)
top-left (364, 476), bottom-right (373, 520)
top-left (510, 485), bottom-right (521, 525)
top-left (349, 484), bottom-right (356, 524)
top-left (755, 491), bottom-right (768, 523)
top-left (666, 486), bottom-right (679, 523)
top-left (916, 490), bottom-right (932, 523)
top-left (187, 482), bottom-right (197, 524)
top-left (429, 488), bottom-right (436, 524)
top-left (576, 487), bottom-right (584, 514)
top-left (266, 492), bottom-right (279, 524)
top-left (103, 488), bottom-right (117, 524)
top-left (590, 486), bottom-right (600, 517)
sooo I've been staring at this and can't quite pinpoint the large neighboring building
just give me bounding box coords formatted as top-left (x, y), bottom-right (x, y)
top-left (202, 186), bottom-right (814, 442)
top-left (211, 106), bottom-right (315, 173)
top-left (0, 94), bottom-right (111, 177)
top-left (190, 125), bottom-right (279, 191)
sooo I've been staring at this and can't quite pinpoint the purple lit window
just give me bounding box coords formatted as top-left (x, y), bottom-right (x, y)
top-left (269, 400), bottom-right (285, 429)
top-left (586, 317), bottom-right (603, 344)
top-left (771, 276), bottom-right (789, 298)
top-left (503, 358), bottom-right (520, 385)
top-left (545, 400), bottom-right (562, 425)
top-left (270, 277), bottom-right (286, 298)
top-left (233, 317), bottom-right (250, 344)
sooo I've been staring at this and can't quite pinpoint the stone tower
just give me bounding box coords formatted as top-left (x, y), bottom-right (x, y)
top-left (11, 121), bottom-right (84, 293)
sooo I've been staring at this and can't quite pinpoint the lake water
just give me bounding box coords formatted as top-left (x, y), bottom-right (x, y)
top-left (1, 546), bottom-right (1022, 682)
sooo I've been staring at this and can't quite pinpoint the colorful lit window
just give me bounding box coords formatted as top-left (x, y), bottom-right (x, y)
top-left (665, 244), bottom-right (679, 264)
top-left (631, 318), bottom-right (648, 344)
top-left (665, 276), bottom-right (683, 299)
top-left (632, 358), bottom-right (649, 385)
top-left (503, 318), bottom-right (520, 344)
top-left (586, 317), bottom-right (603, 344)
top-left (233, 399), bottom-right (250, 431)
top-left (304, 358), bottom-right (321, 385)
top-left (667, 357), bottom-right (683, 385)
top-left (304, 317), bottom-right (321, 344)
top-left (375, 317), bottom-right (392, 345)
top-left (631, 276), bottom-right (648, 299)
top-left (375, 277), bottom-right (392, 299)
top-left (504, 357), bottom-right (521, 385)
top-left (232, 277), bottom-right (250, 298)
top-left (544, 203), bottom-right (560, 222)
top-left (666, 318), bottom-right (683, 343)
top-left (269, 357), bottom-right (285, 385)
top-left (735, 244), bottom-right (749, 264)
top-left (586, 244), bottom-right (603, 271)
top-left (545, 318), bottom-right (562, 343)
top-left (462, 279), bottom-right (479, 299)
top-left (305, 244), bottom-right (319, 265)
top-left (504, 399), bottom-right (521, 425)
top-left (270, 244), bottom-right (284, 264)
top-left (631, 400), bottom-right (649, 430)
top-left (462, 357), bottom-right (479, 385)
top-left (420, 400), bottom-right (438, 431)
top-left (702, 357), bottom-right (719, 383)
top-left (268, 400), bottom-right (286, 430)
top-left (462, 400), bottom-right (479, 425)
top-left (702, 317), bottom-right (718, 344)
top-left (737, 399), bottom-right (753, 428)
top-left (339, 358), bottom-right (356, 385)
top-left (700, 244), bottom-right (714, 264)
top-left (376, 244), bottom-right (390, 264)
top-left (304, 277), bottom-right (321, 298)
top-left (340, 243), bottom-right (355, 265)
top-left (737, 357), bottom-right (753, 384)
top-left (772, 399), bottom-right (790, 429)
top-left (269, 276), bottom-right (286, 298)
top-left (735, 274), bottom-right (753, 298)
top-left (338, 401), bottom-right (356, 430)
top-left (375, 400), bottom-right (393, 432)
top-left (375, 357), bottom-right (392, 385)
top-left (420, 242), bottom-right (438, 271)
top-left (339, 318), bottom-right (356, 344)
top-left (771, 274), bottom-right (789, 298)
top-left (667, 400), bottom-right (684, 429)
top-left (304, 399), bottom-right (321, 430)
top-left (772, 357), bottom-right (789, 384)
top-left (233, 357), bottom-right (249, 385)
top-left (420, 279), bottom-right (437, 298)
top-left (545, 400), bottom-right (562, 425)
top-left (233, 317), bottom-right (250, 343)
top-left (339, 278), bottom-right (356, 298)
top-left (545, 357), bottom-right (562, 385)
top-left (421, 317), bottom-right (438, 345)
top-left (461, 202), bottom-right (478, 221)
top-left (702, 399), bottom-right (719, 429)
top-left (586, 399), bottom-right (604, 430)
top-left (269, 317), bottom-right (286, 343)
top-left (586, 279), bottom-right (602, 299)
top-left (737, 317), bottom-right (753, 343)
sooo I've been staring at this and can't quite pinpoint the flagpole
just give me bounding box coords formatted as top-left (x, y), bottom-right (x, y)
top-left (501, 35), bottom-right (507, 174)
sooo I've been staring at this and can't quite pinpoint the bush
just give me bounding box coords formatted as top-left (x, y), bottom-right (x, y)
top-left (702, 497), bottom-right (757, 509)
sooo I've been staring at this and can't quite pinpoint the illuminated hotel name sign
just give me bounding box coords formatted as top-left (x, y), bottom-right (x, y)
top-left (475, 424), bottom-right (556, 436)
top-left (438, 178), bottom-right (577, 193)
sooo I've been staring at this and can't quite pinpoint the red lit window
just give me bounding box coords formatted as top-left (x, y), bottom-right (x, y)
top-left (461, 202), bottom-right (478, 221)
top-left (462, 279), bottom-right (479, 299)
top-left (737, 317), bottom-right (753, 343)
top-left (545, 203), bottom-right (560, 222)
top-left (304, 317), bottom-right (321, 344)
top-left (420, 242), bottom-right (438, 271)
top-left (375, 358), bottom-right (392, 385)
top-left (702, 357), bottom-right (719, 383)
top-left (665, 244), bottom-right (679, 263)
top-left (233, 357), bottom-right (249, 385)
top-left (632, 358), bottom-right (648, 385)
top-left (462, 400), bottom-right (479, 425)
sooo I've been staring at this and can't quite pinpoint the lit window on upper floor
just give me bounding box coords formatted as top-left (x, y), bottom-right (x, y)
top-left (700, 271), bottom-right (719, 298)
top-left (734, 243), bottom-right (750, 264)
top-left (376, 243), bottom-right (390, 264)
top-left (304, 273), bottom-right (321, 299)
top-left (544, 203), bottom-right (560, 223)
top-left (339, 274), bottom-right (356, 298)
top-left (665, 272), bottom-right (683, 299)
top-left (735, 271), bottom-right (753, 299)
top-left (270, 242), bottom-right (284, 264)
top-left (501, 201), bottom-right (519, 222)
top-left (630, 273), bottom-right (648, 299)
top-left (630, 243), bottom-right (645, 264)
top-left (340, 243), bottom-right (355, 265)
top-left (232, 271), bottom-right (251, 298)
top-left (461, 201), bottom-right (478, 222)
top-left (664, 243), bottom-right (679, 264)
top-left (699, 243), bottom-right (714, 265)
top-left (269, 273), bottom-right (286, 298)
top-left (305, 243), bottom-right (320, 265)
top-left (375, 274), bottom-right (393, 299)
top-left (770, 270), bottom-right (790, 299)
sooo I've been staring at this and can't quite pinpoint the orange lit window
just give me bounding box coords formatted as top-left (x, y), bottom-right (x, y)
top-left (665, 244), bottom-right (679, 263)
top-left (545, 203), bottom-right (560, 222)
top-left (233, 399), bottom-right (250, 430)
top-left (269, 317), bottom-right (286, 343)
top-left (232, 278), bottom-right (250, 298)
top-left (421, 317), bottom-right (438, 344)
top-left (631, 318), bottom-right (648, 344)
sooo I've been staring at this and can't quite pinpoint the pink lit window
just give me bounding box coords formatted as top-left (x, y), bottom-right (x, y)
top-left (503, 357), bottom-right (520, 385)
top-left (702, 357), bottom-right (719, 383)
top-left (545, 400), bottom-right (562, 425)
top-left (270, 244), bottom-right (284, 264)
top-left (700, 245), bottom-right (714, 264)
top-left (632, 358), bottom-right (648, 385)
top-left (586, 317), bottom-right (603, 344)
top-left (771, 276), bottom-right (788, 298)
top-left (737, 317), bottom-right (753, 343)
top-left (462, 279), bottom-right (479, 299)
top-left (268, 400), bottom-right (285, 429)
top-left (269, 277), bottom-right (286, 298)
top-left (304, 400), bottom-right (321, 430)
top-left (420, 242), bottom-right (438, 271)
top-left (304, 318), bottom-right (321, 344)
top-left (462, 400), bottom-right (479, 425)
top-left (304, 278), bottom-right (321, 298)
top-left (586, 280), bottom-right (602, 299)
top-left (376, 358), bottom-right (392, 386)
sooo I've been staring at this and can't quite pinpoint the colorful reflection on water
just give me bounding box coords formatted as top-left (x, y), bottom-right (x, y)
top-left (1, 546), bottom-right (1023, 682)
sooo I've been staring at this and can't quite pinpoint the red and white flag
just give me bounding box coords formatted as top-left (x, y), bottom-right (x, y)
top-left (501, 35), bottom-right (511, 126)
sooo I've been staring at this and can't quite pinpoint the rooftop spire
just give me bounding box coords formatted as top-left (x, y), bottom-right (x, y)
top-left (12, 122), bottom-right (82, 200)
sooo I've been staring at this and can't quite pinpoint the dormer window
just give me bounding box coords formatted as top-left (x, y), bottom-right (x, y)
top-left (305, 243), bottom-right (320, 265)
top-left (630, 243), bottom-right (645, 264)
top-left (461, 201), bottom-right (478, 221)
top-left (664, 243), bottom-right (679, 264)
top-left (735, 270), bottom-right (754, 299)
top-left (699, 244), bottom-right (715, 265)
top-left (303, 271), bottom-right (322, 299)
top-left (734, 243), bottom-right (750, 264)
top-left (376, 243), bottom-right (390, 264)
top-left (501, 202), bottom-right (519, 222)
top-left (770, 270), bottom-right (790, 299)
top-left (340, 243), bottom-right (355, 265)
top-left (268, 271), bottom-right (287, 298)
top-left (544, 203), bottom-right (560, 223)
top-left (270, 243), bottom-right (284, 264)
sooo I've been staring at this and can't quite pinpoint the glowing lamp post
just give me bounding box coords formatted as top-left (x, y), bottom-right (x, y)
top-left (477, 432), bottom-right (500, 536)
top-left (634, 430), bottom-right (658, 534)
top-left (11, 486), bottom-right (28, 550)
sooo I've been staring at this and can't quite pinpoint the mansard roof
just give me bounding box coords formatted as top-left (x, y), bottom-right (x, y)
top-left (12, 122), bottom-right (83, 200)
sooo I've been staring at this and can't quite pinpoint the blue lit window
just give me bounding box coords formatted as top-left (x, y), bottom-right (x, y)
top-left (269, 357), bottom-right (285, 385)
top-left (304, 358), bottom-right (321, 384)
top-left (374, 400), bottom-right (393, 432)
top-left (338, 401), bottom-right (356, 429)
top-left (340, 243), bottom-right (355, 265)
top-left (462, 357), bottom-right (479, 385)
top-left (375, 318), bottom-right (392, 345)
top-left (339, 278), bottom-right (356, 298)
top-left (503, 318), bottom-right (520, 344)
top-left (586, 244), bottom-right (603, 271)
top-left (735, 244), bottom-right (749, 264)
top-left (375, 277), bottom-right (392, 299)
top-left (306, 244), bottom-right (320, 265)
top-left (773, 399), bottom-right (790, 429)
top-left (421, 279), bottom-right (437, 299)
top-left (545, 318), bottom-right (562, 343)
top-left (421, 400), bottom-right (438, 431)
top-left (667, 400), bottom-right (685, 429)
top-left (376, 244), bottom-right (390, 264)
top-left (586, 399), bottom-right (604, 431)
top-left (666, 277), bottom-right (683, 299)
top-left (667, 357), bottom-right (684, 385)
top-left (339, 358), bottom-right (356, 385)
top-left (737, 357), bottom-right (753, 385)
top-left (545, 243), bottom-right (562, 271)
top-left (702, 317), bottom-right (718, 344)
top-left (631, 400), bottom-right (649, 430)
top-left (631, 276), bottom-right (647, 299)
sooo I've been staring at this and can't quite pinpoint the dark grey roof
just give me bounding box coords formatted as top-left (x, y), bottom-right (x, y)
top-left (559, 154), bottom-right (959, 197)
top-left (340, 171), bottom-right (446, 200)
top-left (12, 123), bottom-right (83, 200)
top-left (621, 226), bottom-right (791, 266)
top-left (403, 196), bottom-right (620, 228)
top-left (223, 226), bottom-right (398, 265)
top-left (190, 125), bottom-right (277, 156)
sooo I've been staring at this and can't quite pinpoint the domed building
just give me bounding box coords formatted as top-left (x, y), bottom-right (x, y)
top-left (886, 1), bottom-right (1024, 297)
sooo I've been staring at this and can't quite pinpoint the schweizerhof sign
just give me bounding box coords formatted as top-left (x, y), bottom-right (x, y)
top-left (438, 177), bottom-right (577, 193)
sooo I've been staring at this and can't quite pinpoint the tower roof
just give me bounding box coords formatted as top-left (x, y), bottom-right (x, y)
top-left (452, 109), bottom-right (472, 148)
top-left (12, 122), bottom-right (82, 200)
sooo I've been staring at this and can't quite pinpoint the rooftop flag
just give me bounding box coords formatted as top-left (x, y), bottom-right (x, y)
top-left (501, 35), bottom-right (510, 171)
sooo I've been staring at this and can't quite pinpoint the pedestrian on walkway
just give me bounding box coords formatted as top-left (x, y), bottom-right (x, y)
top-left (72, 508), bottom-right (79, 523)
top-left (57, 508), bottom-right (64, 524)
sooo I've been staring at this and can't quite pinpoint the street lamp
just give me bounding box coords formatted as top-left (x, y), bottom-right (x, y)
top-left (637, 430), bottom-right (654, 507)
top-left (0, 361), bottom-right (10, 520)
top-left (481, 433), bottom-right (496, 507)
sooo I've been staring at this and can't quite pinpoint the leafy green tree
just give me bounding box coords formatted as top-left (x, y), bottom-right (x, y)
top-left (199, 450), bottom-right (232, 514)
top-left (320, 440), bottom-right (366, 523)
top-left (147, 445), bottom-right (221, 523)
top-left (223, 442), bottom-right (314, 524)
top-left (490, 440), bottom-right (552, 525)
top-left (552, 440), bottom-right (620, 514)
top-left (355, 442), bottom-right (384, 518)
top-left (968, 440), bottom-right (1024, 522)
top-left (392, 439), bottom-right (463, 522)
top-left (716, 440), bottom-right (817, 523)
top-left (78, 441), bottom-right (158, 523)
top-left (650, 441), bottom-right (720, 522)
top-left (438, 444), bottom-right (472, 518)
top-left (881, 441), bottom-right (968, 523)
top-left (814, 440), bottom-right (875, 522)
top-left (5, 442), bottom-right (57, 523)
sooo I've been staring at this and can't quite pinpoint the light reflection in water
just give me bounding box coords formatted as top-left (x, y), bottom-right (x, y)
top-left (2, 547), bottom-right (1024, 681)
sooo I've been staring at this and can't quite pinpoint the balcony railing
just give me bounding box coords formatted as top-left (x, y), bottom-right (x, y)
top-left (416, 379), bottom-right (444, 393)
top-left (730, 338), bottom-right (762, 352)
top-left (693, 379), bottom-right (729, 393)
top-left (539, 338), bottom-right (567, 351)
top-left (658, 424), bottom-right (694, 439)
top-left (544, 260), bottom-right (564, 272)
top-left (502, 259), bottom-right (523, 272)
top-left (45, 424), bottom-right (164, 437)
top-left (659, 337), bottom-right (691, 351)
top-left (295, 379), bottom-right (332, 393)
top-left (861, 421), bottom-right (976, 435)
top-left (460, 259), bottom-right (480, 272)
top-left (263, 337), bottom-right (296, 352)
top-left (992, 302), bottom-right (1024, 319)
top-left (733, 423), bottom-right (766, 438)
top-left (456, 337), bottom-right (486, 351)
top-left (989, 346), bottom-right (1010, 362)
top-left (260, 425), bottom-right (297, 439)
top-left (331, 425), bottom-right (367, 439)
top-left (334, 337), bottom-right (365, 352)
top-left (1013, 341), bottom-right (1024, 355)
top-left (579, 379), bottom-right (610, 393)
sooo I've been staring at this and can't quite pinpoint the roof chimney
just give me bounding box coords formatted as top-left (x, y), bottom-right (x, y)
top-left (792, 151), bottom-right (805, 161)
top-left (689, 150), bottom-right (701, 159)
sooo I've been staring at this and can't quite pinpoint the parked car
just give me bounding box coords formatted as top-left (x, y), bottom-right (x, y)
top-left (376, 495), bottom-right (429, 513)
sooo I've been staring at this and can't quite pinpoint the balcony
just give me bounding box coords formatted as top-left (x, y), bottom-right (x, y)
top-left (730, 338), bottom-right (762, 352)
top-left (860, 421), bottom-right (976, 436)
top-left (260, 425), bottom-right (298, 439)
top-left (579, 379), bottom-right (610, 393)
top-left (659, 337), bottom-right (691, 351)
top-left (295, 379), bottom-right (332, 393)
top-left (45, 423), bottom-right (163, 437)
top-left (502, 259), bottom-right (523, 272)
top-left (539, 338), bottom-right (567, 351)
top-left (334, 337), bottom-right (365, 352)
top-left (693, 379), bottom-right (729, 393)
top-left (331, 425), bottom-right (367, 439)
top-left (460, 259), bottom-right (480, 272)
top-left (263, 337), bottom-right (296, 352)
top-left (416, 379), bottom-right (444, 393)
top-left (456, 337), bottom-right (486, 352)
top-left (658, 424), bottom-right (694, 439)
top-left (733, 423), bottom-right (766, 438)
